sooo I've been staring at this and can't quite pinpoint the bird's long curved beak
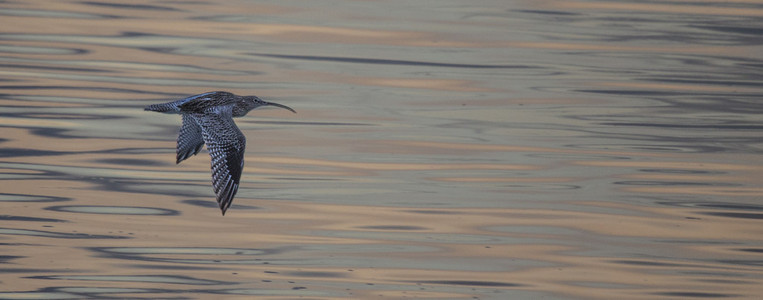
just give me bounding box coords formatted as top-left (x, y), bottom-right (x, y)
top-left (265, 101), bottom-right (296, 113)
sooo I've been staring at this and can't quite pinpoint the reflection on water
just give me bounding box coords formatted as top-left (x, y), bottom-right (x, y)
top-left (1, 0), bottom-right (762, 299)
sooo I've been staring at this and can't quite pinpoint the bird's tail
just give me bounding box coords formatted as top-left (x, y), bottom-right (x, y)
top-left (144, 102), bottom-right (179, 113)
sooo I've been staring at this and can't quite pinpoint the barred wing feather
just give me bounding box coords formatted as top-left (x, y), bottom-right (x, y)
top-left (191, 112), bottom-right (246, 215)
top-left (176, 114), bottom-right (205, 164)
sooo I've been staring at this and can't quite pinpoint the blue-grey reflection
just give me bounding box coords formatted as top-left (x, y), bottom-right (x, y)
top-left (284, 271), bottom-right (348, 278)
top-left (412, 280), bottom-right (524, 287)
top-left (613, 181), bottom-right (732, 186)
top-left (0, 255), bottom-right (24, 264)
top-left (45, 205), bottom-right (179, 216)
top-left (80, 2), bottom-right (179, 11)
top-left (0, 215), bottom-right (65, 222)
top-left (658, 202), bottom-right (763, 211)
top-left (0, 63), bottom-right (107, 73)
top-left (738, 248), bottom-right (763, 253)
top-left (88, 247), bottom-right (286, 265)
top-left (0, 228), bottom-right (129, 239)
top-left (30, 274), bottom-right (231, 285)
top-left (654, 292), bottom-right (738, 298)
top-left (698, 212), bottom-right (763, 220)
top-left (252, 53), bottom-right (541, 69)
top-left (356, 225), bottom-right (427, 231)
top-left (0, 193), bottom-right (70, 203)
top-left (0, 148), bottom-right (65, 158)
top-left (93, 158), bottom-right (166, 167)
top-left (1, 112), bottom-right (121, 120)
top-left (0, 8), bottom-right (117, 19)
top-left (0, 44), bottom-right (87, 55)
top-left (610, 260), bottom-right (685, 267)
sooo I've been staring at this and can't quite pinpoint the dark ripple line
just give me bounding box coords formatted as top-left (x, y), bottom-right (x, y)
top-left (7, 286), bottom-right (178, 298)
top-left (251, 121), bottom-right (373, 126)
top-left (5, 286), bottom-right (331, 298)
top-left (658, 201), bottom-right (763, 211)
top-left (737, 248), bottom-right (763, 253)
top-left (0, 148), bottom-right (67, 158)
top-left (716, 259), bottom-right (763, 267)
top-left (0, 255), bottom-right (24, 263)
top-left (28, 274), bottom-right (231, 285)
top-left (613, 180), bottom-right (740, 187)
top-left (357, 225), bottom-right (427, 231)
top-left (79, 1), bottom-right (179, 11)
top-left (653, 291), bottom-right (738, 298)
top-left (610, 260), bottom-right (685, 267)
top-left (645, 78), bottom-right (763, 88)
top-left (45, 205), bottom-right (180, 216)
top-left (699, 212), bottom-right (763, 220)
top-left (0, 193), bottom-right (70, 203)
top-left (252, 53), bottom-right (538, 69)
top-left (88, 246), bottom-right (287, 265)
top-left (413, 280), bottom-right (524, 287)
top-left (95, 158), bottom-right (166, 167)
top-left (513, 9), bottom-right (580, 16)
top-left (578, 88), bottom-right (763, 98)
top-left (0, 112), bottom-right (122, 120)
top-left (600, 122), bottom-right (763, 130)
top-left (0, 8), bottom-right (122, 20)
top-left (0, 45), bottom-right (88, 55)
top-left (658, 97), bottom-right (763, 114)
top-left (0, 228), bottom-right (129, 239)
top-left (642, 169), bottom-right (725, 175)
top-left (0, 215), bottom-right (65, 222)
top-left (692, 25), bottom-right (763, 36)
top-left (0, 86), bottom-right (178, 96)
top-left (285, 271), bottom-right (348, 278)
top-left (0, 63), bottom-right (108, 73)
top-left (27, 128), bottom-right (82, 139)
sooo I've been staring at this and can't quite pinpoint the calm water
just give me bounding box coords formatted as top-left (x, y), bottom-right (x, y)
top-left (1, 1), bottom-right (762, 299)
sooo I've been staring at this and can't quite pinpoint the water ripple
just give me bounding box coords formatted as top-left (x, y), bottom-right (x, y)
top-left (88, 247), bottom-right (285, 265)
top-left (0, 228), bottom-right (128, 239)
top-left (1, 0), bottom-right (761, 299)
top-left (252, 53), bottom-right (541, 69)
top-left (0, 193), bottom-right (70, 203)
top-left (80, 1), bottom-right (180, 12)
top-left (45, 205), bottom-right (179, 216)
top-left (30, 274), bottom-right (230, 285)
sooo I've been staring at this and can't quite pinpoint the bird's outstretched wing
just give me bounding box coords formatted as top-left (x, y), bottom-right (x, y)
top-left (178, 91), bottom-right (235, 114)
top-left (176, 114), bottom-right (205, 164)
top-left (145, 91), bottom-right (220, 114)
top-left (191, 111), bottom-right (246, 215)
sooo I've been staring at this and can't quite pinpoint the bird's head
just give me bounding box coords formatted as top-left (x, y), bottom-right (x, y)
top-left (235, 96), bottom-right (296, 117)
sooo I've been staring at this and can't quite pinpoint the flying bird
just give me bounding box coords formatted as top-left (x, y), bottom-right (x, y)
top-left (145, 91), bottom-right (295, 215)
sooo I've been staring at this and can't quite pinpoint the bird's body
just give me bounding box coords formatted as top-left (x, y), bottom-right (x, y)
top-left (145, 91), bottom-right (295, 215)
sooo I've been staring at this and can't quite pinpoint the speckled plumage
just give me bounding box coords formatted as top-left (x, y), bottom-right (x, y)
top-left (145, 91), bottom-right (295, 215)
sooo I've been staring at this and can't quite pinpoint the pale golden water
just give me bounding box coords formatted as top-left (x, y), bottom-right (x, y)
top-left (1, 0), bottom-right (762, 299)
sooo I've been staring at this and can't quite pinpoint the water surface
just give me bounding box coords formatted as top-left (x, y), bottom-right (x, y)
top-left (1, 0), bottom-right (762, 299)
